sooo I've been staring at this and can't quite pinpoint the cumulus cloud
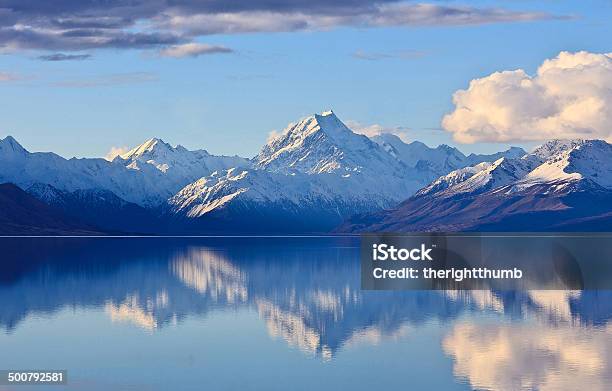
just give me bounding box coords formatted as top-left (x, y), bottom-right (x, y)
top-left (158, 43), bottom-right (233, 58)
top-left (38, 53), bottom-right (91, 61)
top-left (346, 120), bottom-right (411, 142)
top-left (105, 146), bottom-right (129, 161)
top-left (442, 51), bottom-right (612, 143)
top-left (0, 1), bottom-right (559, 52)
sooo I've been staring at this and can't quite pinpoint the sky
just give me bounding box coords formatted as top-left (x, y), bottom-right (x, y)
top-left (0, 0), bottom-right (610, 159)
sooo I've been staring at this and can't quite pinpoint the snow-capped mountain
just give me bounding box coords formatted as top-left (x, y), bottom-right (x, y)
top-left (529, 139), bottom-right (591, 161)
top-left (166, 168), bottom-right (369, 232)
top-left (413, 139), bottom-right (612, 199)
top-left (0, 136), bottom-right (249, 208)
top-left (0, 136), bottom-right (163, 206)
top-left (0, 111), bottom-right (534, 234)
top-left (166, 164), bottom-right (411, 232)
top-left (371, 133), bottom-right (526, 182)
top-left (373, 134), bottom-right (463, 168)
top-left (256, 111), bottom-right (406, 176)
top-left (167, 111), bottom-right (440, 231)
top-left (416, 157), bottom-right (539, 198)
top-left (114, 137), bottom-right (248, 192)
top-left (340, 139), bottom-right (612, 232)
top-left (519, 139), bottom-right (612, 190)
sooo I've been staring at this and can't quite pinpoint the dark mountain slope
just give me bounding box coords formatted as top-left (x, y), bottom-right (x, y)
top-left (27, 183), bottom-right (165, 234)
top-left (339, 180), bottom-right (612, 232)
top-left (0, 183), bottom-right (103, 235)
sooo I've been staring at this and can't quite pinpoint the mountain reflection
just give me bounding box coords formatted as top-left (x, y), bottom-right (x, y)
top-left (171, 248), bottom-right (248, 304)
top-left (0, 238), bottom-right (611, 389)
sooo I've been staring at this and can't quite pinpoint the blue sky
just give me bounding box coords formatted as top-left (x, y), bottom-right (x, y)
top-left (0, 0), bottom-right (610, 158)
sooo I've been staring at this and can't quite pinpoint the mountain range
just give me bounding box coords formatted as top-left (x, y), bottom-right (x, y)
top-left (340, 139), bottom-right (612, 232)
top-left (1, 110), bottom-right (610, 234)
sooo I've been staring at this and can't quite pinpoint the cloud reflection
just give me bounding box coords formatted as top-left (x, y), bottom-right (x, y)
top-left (443, 322), bottom-right (612, 391)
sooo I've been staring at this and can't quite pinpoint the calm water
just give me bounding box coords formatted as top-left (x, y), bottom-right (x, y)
top-left (1, 238), bottom-right (611, 391)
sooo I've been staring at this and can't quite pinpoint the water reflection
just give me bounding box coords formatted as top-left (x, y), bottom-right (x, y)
top-left (0, 238), bottom-right (611, 390)
top-left (171, 248), bottom-right (248, 303)
top-left (443, 322), bottom-right (612, 391)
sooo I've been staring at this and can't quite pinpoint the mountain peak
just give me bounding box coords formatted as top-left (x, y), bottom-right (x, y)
top-left (255, 110), bottom-right (412, 176)
top-left (531, 139), bottom-right (588, 161)
top-left (436, 144), bottom-right (463, 155)
top-left (524, 139), bottom-right (612, 188)
top-left (0, 135), bottom-right (28, 154)
top-left (507, 146), bottom-right (527, 153)
top-left (314, 110), bottom-right (340, 125)
top-left (120, 137), bottom-right (173, 160)
top-left (2, 135), bottom-right (17, 143)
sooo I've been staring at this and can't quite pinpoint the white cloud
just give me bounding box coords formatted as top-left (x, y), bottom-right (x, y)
top-left (160, 4), bottom-right (555, 36)
top-left (442, 51), bottom-right (612, 143)
top-left (105, 146), bottom-right (128, 161)
top-left (158, 43), bottom-right (233, 58)
top-left (346, 120), bottom-right (411, 142)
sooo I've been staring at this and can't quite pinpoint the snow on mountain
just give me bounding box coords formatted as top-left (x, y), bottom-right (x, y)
top-left (340, 139), bottom-right (612, 232)
top-left (251, 110), bottom-right (430, 203)
top-left (113, 137), bottom-right (249, 204)
top-left (0, 137), bottom-right (175, 206)
top-left (371, 133), bottom-right (526, 181)
top-left (256, 111), bottom-right (408, 177)
top-left (372, 134), bottom-right (465, 173)
top-left (116, 137), bottom-right (248, 183)
top-left (169, 168), bottom-right (320, 217)
top-left (415, 162), bottom-right (493, 197)
top-left (448, 157), bottom-right (535, 195)
top-left (417, 157), bottom-right (538, 198)
top-left (414, 139), bottom-right (611, 199)
top-left (0, 136), bottom-right (249, 207)
top-left (530, 139), bottom-right (589, 161)
top-left (520, 139), bottom-right (612, 189)
top-left (167, 165), bottom-right (409, 232)
top-left (0, 113), bottom-right (554, 234)
top-left (170, 166), bottom-right (398, 217)
top-left (166, 111), bottom-right (441, 231)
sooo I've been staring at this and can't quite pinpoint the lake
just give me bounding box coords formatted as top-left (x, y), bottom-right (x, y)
top-left (1, 238), bottom-right (611, 391)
